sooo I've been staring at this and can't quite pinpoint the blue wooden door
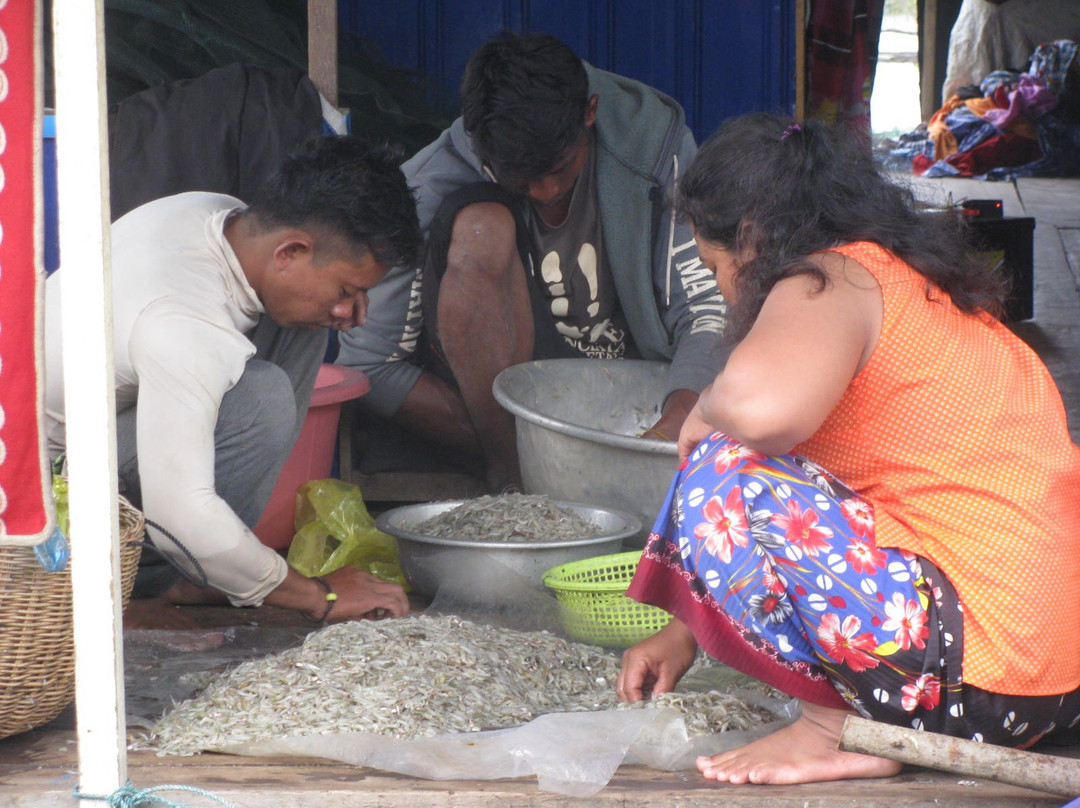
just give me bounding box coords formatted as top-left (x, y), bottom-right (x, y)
top-left (337, 0), bottom-right (796, 144)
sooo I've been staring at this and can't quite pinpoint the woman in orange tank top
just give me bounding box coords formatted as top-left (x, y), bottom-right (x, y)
top-left (618, 112), bottom-right (1080, 786)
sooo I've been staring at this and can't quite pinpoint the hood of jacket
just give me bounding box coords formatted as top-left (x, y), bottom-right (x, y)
top-left (587, 63), bottom-right (686, 186)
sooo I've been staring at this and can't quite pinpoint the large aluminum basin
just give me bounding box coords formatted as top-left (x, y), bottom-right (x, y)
top-left (375, 499), bottom-right (639, 599)
top-left (492, 359), bottom-right (680, 544)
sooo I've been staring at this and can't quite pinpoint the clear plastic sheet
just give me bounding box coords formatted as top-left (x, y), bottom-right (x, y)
top-left (217, 700), bottom-right (796, 797)
top-left (124, 625), bottom-right (311, 729)
top-left (126, 574), bottom-right (795, 796)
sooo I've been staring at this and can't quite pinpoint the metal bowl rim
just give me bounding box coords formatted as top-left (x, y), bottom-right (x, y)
top-left (492, 361), bottom-right (679, 457)
top-left (375, 499), bottom-right (643, 550)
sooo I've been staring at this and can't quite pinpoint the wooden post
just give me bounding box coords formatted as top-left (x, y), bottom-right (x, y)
top-left (308, 0), bottom-right (338, 108)
top-left (794, 0), bottom-right (807, 122)
top-left (840, 715), bottom-right (1080, 798)
top-left (920, 0), bottom-right (939, 123)
top-left (52, 0), bottom-right (127, 795)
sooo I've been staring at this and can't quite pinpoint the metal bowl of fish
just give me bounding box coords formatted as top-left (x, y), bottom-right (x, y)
top-left (492, 358), bottom-right (679, 546)
top-left (375, 494), bottom-right (641, 600)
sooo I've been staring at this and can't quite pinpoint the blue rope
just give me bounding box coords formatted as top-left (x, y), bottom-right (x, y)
top-left (73, 782), bottom-right (239, 808)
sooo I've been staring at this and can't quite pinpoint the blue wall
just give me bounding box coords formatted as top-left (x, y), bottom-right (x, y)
top-left (337, 0), bottom-right (796, 144)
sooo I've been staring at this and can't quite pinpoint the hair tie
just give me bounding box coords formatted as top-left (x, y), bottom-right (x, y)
top-left (781, 123), bottom-right (803, 142)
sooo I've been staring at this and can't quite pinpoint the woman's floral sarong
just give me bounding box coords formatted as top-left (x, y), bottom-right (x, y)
top-left (628, 432), bottom-right (1080, 747)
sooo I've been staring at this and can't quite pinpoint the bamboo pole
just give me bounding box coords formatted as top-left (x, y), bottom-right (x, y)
top-left (794, 0), bottom-right (807, 122)
top-left (52, 0), bottom-right (127, 795)
top-left (307, 0), bottom-right (338, 108)
top-left (840, 715), bottom-right (1080, 799)
top-left (920, 0), bottom-right (939, 122)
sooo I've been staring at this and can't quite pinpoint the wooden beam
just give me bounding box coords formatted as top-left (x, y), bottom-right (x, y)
top-left (308, 0), bottom-right (338, 108)
top-left (794, 0), bottom-right (807, 121)
top-left (52, 0), bottom-right (127, 796)
top-left (840, 714), bottom-right (1080, 798)
top-left (920, 0), bottom-right (938, 122)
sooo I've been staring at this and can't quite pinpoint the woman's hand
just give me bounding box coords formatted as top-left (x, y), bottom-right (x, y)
top-left (677, 394), bottom-right (719, 463)
top-left (616, 617), bottom-right (698, 703)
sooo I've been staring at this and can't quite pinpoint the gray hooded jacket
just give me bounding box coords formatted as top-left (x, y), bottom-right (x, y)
top-left (337, 64), bottom-right (728, 417)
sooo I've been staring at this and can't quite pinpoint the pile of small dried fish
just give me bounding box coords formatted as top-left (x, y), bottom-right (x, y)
top-left (137, 615), bottom-right (777, 756)
top-left (618, 690), bottom-right (774, 738)
top-left (415, 494), bottom-right (602, 543)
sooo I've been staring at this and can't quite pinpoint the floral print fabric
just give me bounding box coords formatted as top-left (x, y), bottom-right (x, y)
top-left (632, 432), bottom-right (1080, 747)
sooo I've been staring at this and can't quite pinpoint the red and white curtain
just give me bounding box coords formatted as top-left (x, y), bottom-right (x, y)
top-left (807, 0), bottom-right (886, 140)
top-left (0, 0), bottom-right (54, 547)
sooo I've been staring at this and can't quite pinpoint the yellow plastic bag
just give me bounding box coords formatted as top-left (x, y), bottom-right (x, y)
top-left (286, 479), bottom-right (408, 589)
top-left (52, 474), bottom-right (69, 536)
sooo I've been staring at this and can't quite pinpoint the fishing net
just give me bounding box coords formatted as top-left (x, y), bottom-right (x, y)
top-left (43, 0), bottom-right (455, 158)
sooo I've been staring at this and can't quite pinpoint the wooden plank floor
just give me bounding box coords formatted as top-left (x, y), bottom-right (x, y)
top-left (905, 176), bottom-right (1080, 441)
top-left (1013, 177), bottom-right (1080, 442)
top-left (0, 726), bottom-right (1071, 808)
top-left (4, 605), bottom-right (1077, 807)
top-left (2, 178), bottom-right (1078, 807)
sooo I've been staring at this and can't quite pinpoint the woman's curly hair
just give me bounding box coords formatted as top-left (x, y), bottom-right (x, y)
top-left (678, 113), bottom-right (1006, 341)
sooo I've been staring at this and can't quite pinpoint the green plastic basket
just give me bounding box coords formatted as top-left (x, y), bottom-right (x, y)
top-left (541, 551), bottom-right (671, 648)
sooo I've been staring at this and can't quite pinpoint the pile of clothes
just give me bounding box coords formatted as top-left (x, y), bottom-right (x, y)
top-left (885, 40), bottom-right (1080, 179)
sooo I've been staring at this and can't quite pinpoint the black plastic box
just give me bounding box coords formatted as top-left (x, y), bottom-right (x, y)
top-left (966, 216), bottom-right (1035, 322)
top-left (961, 199), bottom-right (1004, 219)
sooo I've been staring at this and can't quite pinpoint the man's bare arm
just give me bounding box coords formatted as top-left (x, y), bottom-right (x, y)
top-left (392, 369), bottom-right (482, 455)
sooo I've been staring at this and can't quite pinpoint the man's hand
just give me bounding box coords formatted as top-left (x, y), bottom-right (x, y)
top-left (616, 617), bottom-right (698, 703)
top-left (320, 565), bottom-right (410, 621)
top-left (267, 565), bottom-right (409, 621)
top-left (641, 388), bottom-right (699, 444)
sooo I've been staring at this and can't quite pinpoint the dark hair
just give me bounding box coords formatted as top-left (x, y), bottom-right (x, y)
top-left (678, 112), bottom-right (1007, 340)
top-left (247, 135), bottom-right (421, 269)
top-left (460, 31), bottom-right (589, 180)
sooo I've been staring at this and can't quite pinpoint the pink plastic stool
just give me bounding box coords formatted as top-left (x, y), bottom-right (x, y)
top-left (252, 363), bottom-right (370, 551)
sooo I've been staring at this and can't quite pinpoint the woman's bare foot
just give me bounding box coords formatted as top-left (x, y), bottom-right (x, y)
top-left (696, 701), bottom-right (902, 785)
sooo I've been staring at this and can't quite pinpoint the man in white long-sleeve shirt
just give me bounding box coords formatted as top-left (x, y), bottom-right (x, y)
top-left (44, 136), bottom-right (420, 626)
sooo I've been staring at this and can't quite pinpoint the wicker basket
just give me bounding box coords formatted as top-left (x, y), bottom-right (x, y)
top-left (0, 497), bottom-right (143, 739)
top-left (542, 551), bottom-right (672, 648)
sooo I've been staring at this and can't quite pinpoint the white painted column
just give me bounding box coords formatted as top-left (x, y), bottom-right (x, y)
top-left (52, 0), bottom-right (127, 794)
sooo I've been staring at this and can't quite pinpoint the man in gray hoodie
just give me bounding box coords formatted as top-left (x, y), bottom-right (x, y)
top-left (337, 31), bottom-right (728, 492)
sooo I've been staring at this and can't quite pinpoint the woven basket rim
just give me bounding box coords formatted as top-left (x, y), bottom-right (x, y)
top-left (0, 495), bottom-right (144, 740)
top-left (541, 550), bottom-right (643, 593)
